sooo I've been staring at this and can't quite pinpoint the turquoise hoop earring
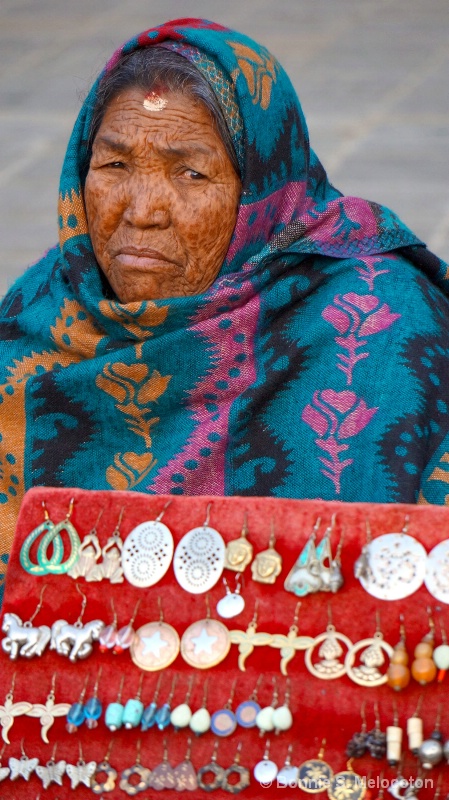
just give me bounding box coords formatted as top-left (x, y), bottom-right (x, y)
top-left (20, 501), bottom-right (63, 575)
top-left (37, 498), bottom-right (81, 575)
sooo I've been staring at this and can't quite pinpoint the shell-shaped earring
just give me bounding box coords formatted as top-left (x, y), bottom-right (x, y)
top-left (345, 613), bottom-right (393, 687)
top-left (170, 675), bottom-right (194, 731)
top-left (270, 602), bottom-right (314, 675)
top-left (229, 600), bottom-right (272, 672)
top-left (251, 519), bottom-right (282, 584)
top-left (91, 741), bottom-right (117, 795)
top-left (224, 513), bottom-right (253, 573)
top-left (26, 673), bottom-right (70, 743)
top-left (68, 508), bottom-right (103, 580)
top-left (50, 584), bottom-right (105, 662)
top-left (189, 678), bottom-right (211, 736)
top-left (174, 503), bottom-right (225, 594)
top-left (173, 738), bottom-right (198, 792)
top-left (35, 743), bottom-right (66, 789)
top-left (148, 739), bottom-right (176, 791)
top-left (119, 740), bottom-right (151, 796)
top-left (0, 673), bottom-right (32, 744)
top-left (305, 605), bottom-right (353, 680)
top-left (1, 584), bottom-right (51, 659)
top-left (211, 679), bottom-right (237, 737)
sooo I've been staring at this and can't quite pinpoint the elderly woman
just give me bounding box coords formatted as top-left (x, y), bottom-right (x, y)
top-left (1, 18), bottom-right (449, 564)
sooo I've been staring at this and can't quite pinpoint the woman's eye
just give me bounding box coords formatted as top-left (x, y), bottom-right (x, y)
top-left (107, 161), bottom-right (125, 169)
top-left (184, 168), bottom-right (206, 180)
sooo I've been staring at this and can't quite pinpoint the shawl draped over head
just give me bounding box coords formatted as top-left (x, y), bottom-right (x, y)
top-left (1, 18), bottom-right (449, 588)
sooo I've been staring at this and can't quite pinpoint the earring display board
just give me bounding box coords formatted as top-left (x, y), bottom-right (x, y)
top-left (1, 486), bottom-right (449, 799)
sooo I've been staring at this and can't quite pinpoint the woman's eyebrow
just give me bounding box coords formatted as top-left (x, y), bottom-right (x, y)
top-left (95, 136), bottom-right (131, 153)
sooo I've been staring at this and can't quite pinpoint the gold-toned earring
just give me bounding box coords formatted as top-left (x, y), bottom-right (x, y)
top-left (229, 600), bottom-right (272, 672)
top-left (0, 673), bottom-right (32, 744)
top-left (26, 673), bottom-right (70, 743)
top-left (224, 513), bottom-right (253, 572)
top-left (345, 612), bottom-right (394, 687)
top-left (298, 738), bottom-right (333, 793)
top-left (181, 595), bottom-right (231, 670)
top-left (251, 519), bottom-right (282, 584)
top-left (305, 604), bottom-right (353, 680)
top-left (327, 759), bottom-right (366, 800)
top-left (131, 596), bottom-right (180, 672)
top-left (270, 602), bottom-right (314, 675)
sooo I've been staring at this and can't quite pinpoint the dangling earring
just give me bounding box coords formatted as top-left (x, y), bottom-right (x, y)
top-left (345, 613), bottom-right (393, 686)
top-left (1, 584), bottom-right (51, 659)
top-left (284, 517), bottom-right (321, 596)
top-left (254, 739), bottom-right (278, 786)
top-left (417, 705), bottom-right (444, 769)
top-left (346, 702), bottom-right (368, 759)
top-left (406, 695), bottom-right (423, 755)
top-left (0, 673), bottom-right (32, 744)
top-left (91, 740), bottom-right (117, 794)
top-left (305, 605), bottom-right (353, 680)
top-left (216, 575), bottom-right (245, 619)
top-left (50, 584), bottom-right (105, 661)
top-left (315, 514), bottom-right (337, 591)
top-left (114, 598), bottom-right (142, 654)
top-left (155, 675), bottom-right (178, 731)
top-left (170, 675), bottom-right (195, 731)
top-left (122, 499), bottom-right (173, 588)
top-left (148, 739), bottom-right (176, 791)
top-left (255, 677), bottom-right (278, 736)
top-left (123, 673), bottom-right (145, 730)
top-left (270, 602), bottom-right (314, 675)
top-left (8, 739), bottom-right (39, 781)
top-left (26, 673), bottom-right (70, 743)
top-left (0, 744), bottom-right (10, 781)
top-left (66, 674), bottom-right (90, 733)
top-left (229, 600), bottom-right (273, 672)
top-left (211, 678), bottom-right (237, 737)
top-left (37, 497), bottom-right (81, 575)
top-left (68, 508), bottom-right (103, 580)
top-left (65, 741), bottom-right (97, 789)
top-left (105, 676), bottom-right (126, 732)
top-left (20, 500), bottom-right (58, 575)
top-left (189, 677), bottom-right (211, 736)
top-left (119, 740), bottom-right (151, 796)
top-left (97, 506), bottom-right (125, 583)
top-left (99, 599), bottom-right (118, 653)
top-left (328, 758), bottom-right (366, 800)
top-left (272, 678), bottom-right (293, 735)
top-left (173, 503), bottom-right (225, 594)
top-left (386, 615), bottom-right (411, 691)
top-left (235, 675), bottom-right (262, 730)
top-left (84, 668), bottom-right (103, 730)
top-left (35, 742), bottom-right (67, 789)
top-left (251, 519), bottom-right (282, 584)
top-left (224, 513), bottom-right (253, 573)
top-left (411, 608), bottom-right (437, 685)
top-left (386, 704), bottom-right (402, 767)
top-left (131, 597), bottom-right (180, 672)
top-left (297, 738), bottom-right (333, 793)
top-left (181, 595), bottom-right (231, 669)
top-left (433, 617), bottom-right (449, 682)
top-left (366, 703), bottom-right (386, 759)
top-left (222, 742), bottom-right (250, 794)
top-left (425, 538), bottom-right (449, 603)
top-left (277, 744), bottom-right (298, 789)
top-left (197, 740), bottom-right (225, 792)
top-left (173, 738), bottom-right (198, 792)
top-left (140, 674), bottom-right (163, 732)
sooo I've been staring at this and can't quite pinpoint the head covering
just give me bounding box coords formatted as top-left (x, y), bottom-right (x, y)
top-left (1, 18), bottom-right (449, 587)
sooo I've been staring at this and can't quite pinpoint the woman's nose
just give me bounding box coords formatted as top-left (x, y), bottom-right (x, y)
top-left (122, 174), bottom-right (171, 229)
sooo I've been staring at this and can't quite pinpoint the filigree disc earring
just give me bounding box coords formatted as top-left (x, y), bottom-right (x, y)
top-left (174, 503), bottom-right (225, 593)
top-left (122, 500), bottom-right (174, 588)
top-left (356, 516), bottom-right (426, 600)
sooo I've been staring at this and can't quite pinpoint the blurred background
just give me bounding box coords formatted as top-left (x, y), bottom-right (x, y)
top-left (1, 0), bottom-right (448, 297)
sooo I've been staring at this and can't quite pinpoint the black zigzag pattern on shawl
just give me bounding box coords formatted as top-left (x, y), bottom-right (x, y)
top-left (30, 371), bottom-right (97, 487)
top-left (64, 244), bottom-right (99, 294)
top-left (377, 275), bottom-right (449, 501)
top-left (232, 256), bottom-right (323, 495)
top-left (0, 287), bottom-right (24, 340)
top-left (245, 104), bottom-right (308, 197)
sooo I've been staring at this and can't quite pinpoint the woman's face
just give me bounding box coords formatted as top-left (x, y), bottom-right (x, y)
top-left (85, 87), bottom-right (241, 303)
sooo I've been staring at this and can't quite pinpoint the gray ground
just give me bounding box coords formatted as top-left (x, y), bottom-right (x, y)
top-left (1, 0), bottom-right (448, 298)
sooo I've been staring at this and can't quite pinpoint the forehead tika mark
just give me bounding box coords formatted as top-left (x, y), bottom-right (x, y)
top-left (143, 92), bottom-right (168, 111)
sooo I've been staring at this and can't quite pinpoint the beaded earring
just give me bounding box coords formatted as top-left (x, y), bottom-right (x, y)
top-left (270, 602), bottom-right (314, 675)
top-left (91, 741), bottom-right (117, 795)
top-left (189, 678), bottom-right (211, 736)
top-left (346, 703), bottom-right (368, 759)
top-left (140, 674), bottom-right (162, 731)
top-left (123, 673), bottom-right (145, 729)
top-left (148, 739), bottom-right (176, 791)
top-left (386, 615), bottom-right (410, 691)
top-left (174, 503), bottom-right (225, 594)
top-left (65, 742), bottom-right (97, 789)
top-left (0, 673), bottom-right (32, 744)
top-left (66, 674), bottom-right (89, 733)
top-left (345, 613), bottom-right (393, 687)
top-left (229, 600), bottom-right (272, 671)
top-left (211, 679), bottom-right (237, 737)
top-left (366, 703), bottom-right (386, 760)
top-left (120, 740), bottom-right (151, 796)
top-left (224, 513), bottom-right (253, 573)
top-left (105, 676), bottom-right (126, 732)
top-left (122, 499), bottom-right (173, 588)
top-left (433, 617), bottom-right (449, 681)
top-left (411, 609), bottom-right (437, 685)
top-left (1, 584), bottom-right (51, 659)
top-left (68, 507), bottom-right (103, 580)
top-left (170, 675), bottom-right (195, 731)
top-left (114, 598), bottom-right (142, 655)
top-left (36, 743), bottom-right (66, 789)
top-left (173, 738), bottom-right (198, 792)
top-left (27, 673), bottom-right (70, 743)
top-left (251, 520), bottom-right (282, 584)
top-left (154, 675), bottom-right (178, 731)
top-left (406, 695), bottom-right (423, 754)
top-left (99, 599), bottom-right (118, 653)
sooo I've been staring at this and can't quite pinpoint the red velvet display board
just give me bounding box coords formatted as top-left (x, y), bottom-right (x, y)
top-left (1, 487), bottom-right (449, 799)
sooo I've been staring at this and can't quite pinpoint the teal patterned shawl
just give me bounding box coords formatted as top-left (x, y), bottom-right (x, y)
top-left (1, 18), bottom-right (449, 590)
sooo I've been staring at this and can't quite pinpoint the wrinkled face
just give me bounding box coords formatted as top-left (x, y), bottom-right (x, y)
top-left (84, 87), bottom-right (241, 303)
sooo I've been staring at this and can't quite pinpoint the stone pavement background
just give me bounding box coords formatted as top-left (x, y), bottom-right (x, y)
top-left (1, 0), bottom-right (448, 298)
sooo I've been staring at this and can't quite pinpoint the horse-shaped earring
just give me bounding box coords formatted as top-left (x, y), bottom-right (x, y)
top-left (50, 584), bottom-right (105, 662)
top-left (1, 585), bottom-right (51, 659)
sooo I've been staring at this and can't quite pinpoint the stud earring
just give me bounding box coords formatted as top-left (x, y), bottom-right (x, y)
top-left (197, 740), bottom-right (225, 792)
top-left (122, 499), bottom-right (173, 587)
top-left (170, 675), bottom-right (194, 731)
top-left (26, 673), bottom-right (70, 743)
top-left (222, 742), bottom-right (250, 794)
top-left (0, 673), bottom-right (32, 744)
top-left (181, 595), bottom-right (231, 669)
top-left (50, 584), bottom-right (105, 661)
top-left (271, 602), bottom-right (314, 675)
top-left (65, 742), bottom-right (97, 790)
top-left (148, 739), bottom-right (176, 791)
top-left (19, 500), bottom-right (59, 575)
top-left (123, 673), bottom-right (145, 730)
top-left (305, 605), bottom-right (353, 680)
top-left (386, 615), bottom-right (410, 691)
top-left (105, 676), bottom-right (126, 732)
top-left (345, 613), bottom-right (393, 686)
top-left (229, 600), bottom-right (272, 672)
top-left (224, 513), bottom-right (253, 573)
top-left (298, 739), bottom-right (333, 793)
top-left (120, 740), bottom-right (151, 796)
top-left (211, 679), bottom-right (237, 737)
top-left (174, 503), bottom-right (225, 594)
top-left (91, 741), bottom-right (117, 795)
top-left (173, 738), bottom-right (198, 792)
top-left (37, 497), bottom-right (81, 575)
top-left (251, 519), bottom-right (282, 584)
top-left (254, 739), bottom-right (278, 787)
top-left (131, 597), bottom-right (180, 671)
top-left (8, 739), bottom-right (39, 781)
top-left (140, 674), bottom-right (163, 732)
top-left (235, 675), bottom-right (262, 730)
top-left (36, 742), bottom-right (66, 789)
top-left (96, 506), bottom-right (125, 583)
top-left (68, 507), bottom-right (103, 580)
top-left (277, 744), bottom-right (298, 789)
top-left (189, 677), bottom-right (211, 736)
top-left (411, 608), bottom-right (437, 685)
top-left (1, 584), bottom-right (51, 659)
top-left (216, 575), bottom-right (245, 619)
